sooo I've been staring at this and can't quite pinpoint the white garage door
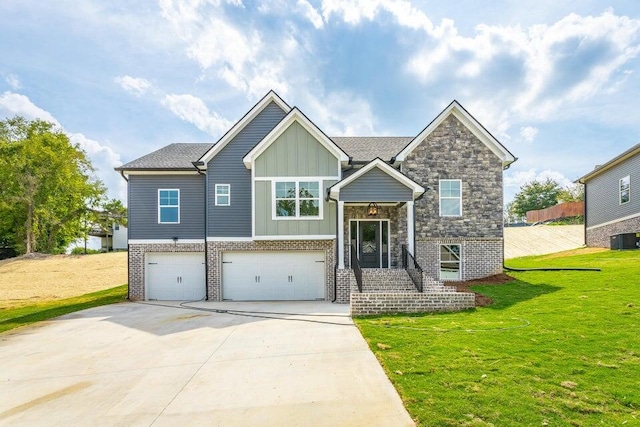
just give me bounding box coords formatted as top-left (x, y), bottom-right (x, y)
top-left (146, 252), bottom-right (206, 300)
top-left (222, 251), bottom-right (325, 301)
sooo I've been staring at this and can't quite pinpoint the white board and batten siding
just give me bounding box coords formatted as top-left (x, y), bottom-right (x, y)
top-left (222, 251), bottom-right (325, 300)
top-left (145, 252), bottom-right (206, 300)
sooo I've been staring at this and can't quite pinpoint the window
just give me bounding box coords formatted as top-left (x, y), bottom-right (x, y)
top-left (440, 179), bottom-right (462, 216)
top-left (114, 225), bottom-right (120, 230)
top-left (620, 176), bottom-right (630, 204)
top-left (158, 189), bottom-right (179, 224)
top-left (440, 244), bottom-right (461, 280)
top-left (274, 180), bottom-right (321, 219)
top-left (215, 184), bottom-right (230, 206)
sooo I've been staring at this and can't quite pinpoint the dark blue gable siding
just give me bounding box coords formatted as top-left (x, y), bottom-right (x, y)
top-left (207, 101), bottom-right (287, 237)
top-left (128, 175), bottom-right (205, 240)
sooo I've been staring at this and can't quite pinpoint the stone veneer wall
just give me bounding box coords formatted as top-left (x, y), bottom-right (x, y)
top-left (416, 238), bottom-right (503, 281)
top-left (350, 292), bottom-right (475, 316)
top-left (343, 205), bottom-right (407, 268)
top-left (128, 242), bottom-right (206, 301)
top-left (206, 240), bottom-right (336, 301)
top-left (586, 216), bottom-right (640, 248)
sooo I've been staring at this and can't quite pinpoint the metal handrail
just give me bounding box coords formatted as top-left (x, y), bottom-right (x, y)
top-left (402, 245), bottom-right (423, 292)
top-left (350, 244), bottom-right (363, 293)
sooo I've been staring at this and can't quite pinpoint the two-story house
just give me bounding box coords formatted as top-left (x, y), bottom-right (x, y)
top-left (116, 91), bottom-right (516, 314)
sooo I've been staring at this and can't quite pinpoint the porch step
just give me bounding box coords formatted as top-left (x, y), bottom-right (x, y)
top-left (361, 269), bottom-right (419, 293)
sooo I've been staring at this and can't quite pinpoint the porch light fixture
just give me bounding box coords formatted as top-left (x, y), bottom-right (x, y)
top-left (367, 202), bottom-right (379, 216)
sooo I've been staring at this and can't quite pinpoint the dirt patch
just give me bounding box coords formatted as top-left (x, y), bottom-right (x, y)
top-left (445, 273), bottom-right (516, 307)
top-left (0, 252), bottom-right (127, 308)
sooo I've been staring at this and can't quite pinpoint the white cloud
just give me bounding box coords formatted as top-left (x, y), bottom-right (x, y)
top-left (114, 75), bottom-right (153, 96)
top-left (0, 92), bottom-right (59, 124)
top-left (162, 93), bottom-right (232, 136)
top-left (4, 74), bottom-right (21, 90)
top-left (297, 0), bottom-right (324, 29)
top-left (0, 91), bottom-right (125, 202)
top-left (504, 168), bottom-right (573, 190)
top-left (520, 126), bottom-right (539, 143)
top-left (299, 89), bottom-right (376, 136)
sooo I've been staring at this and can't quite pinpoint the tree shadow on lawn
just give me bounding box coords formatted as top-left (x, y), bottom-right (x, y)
top-left (452, 274), bottom-right (561, 310)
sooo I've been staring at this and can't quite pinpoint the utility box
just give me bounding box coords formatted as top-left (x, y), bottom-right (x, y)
top-left (610, 233), bottom-right (639, 250)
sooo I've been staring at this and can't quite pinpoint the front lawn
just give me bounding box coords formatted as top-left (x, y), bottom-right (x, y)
top-left (355, 249), bottom-right (640, 426)
top-left (0, 285), bottom-right (127, 333)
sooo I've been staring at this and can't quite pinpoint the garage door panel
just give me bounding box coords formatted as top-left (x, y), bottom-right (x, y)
top-left (222, 251), bottom-right (325, 301)
top-left (146, 253), bottom-right (205, 301)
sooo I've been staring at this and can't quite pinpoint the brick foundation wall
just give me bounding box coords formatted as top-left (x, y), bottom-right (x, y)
top-left (128, 242), bottom-right (206, 301)
top-left (350, 292), bottom-right (475, 316)
top-left (206, 239), bottom-right (336, 301)
top-left (586, 216), bottom-right (640, 248)
top-left (335, 269), bottom-right (354, 303)
top-left (416, 238), bottom-right (503, 281)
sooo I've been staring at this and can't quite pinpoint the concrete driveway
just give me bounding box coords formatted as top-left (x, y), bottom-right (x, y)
top-left (0, 301), bottom-right (414, 426)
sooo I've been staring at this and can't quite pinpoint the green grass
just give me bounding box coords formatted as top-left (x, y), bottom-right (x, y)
top-left (0, 285), bottom-right (127, 333)
top-left (355, 249), bottom-right (640, 426)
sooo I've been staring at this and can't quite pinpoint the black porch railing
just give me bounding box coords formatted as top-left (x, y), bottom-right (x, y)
top-left (402, 245), bottom-right (423, 292)
top-left (350, 244), bottom-right (363, 293)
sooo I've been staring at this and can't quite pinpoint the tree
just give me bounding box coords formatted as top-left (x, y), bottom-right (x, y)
top-left (509, 178), bottom-right (562, 219)
top-left (0, 117), bottom-right (106, 254)
top-left (558, 183), bottom-right (584, 203)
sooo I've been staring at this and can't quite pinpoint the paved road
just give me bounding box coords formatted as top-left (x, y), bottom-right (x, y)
top-left (0, 301), bottom-right (414, 427)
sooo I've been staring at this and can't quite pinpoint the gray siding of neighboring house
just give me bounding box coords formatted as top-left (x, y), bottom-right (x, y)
top-left (208, 101), bottom-right (287, 237)
top-left (128, 175), bottom-right (205, 240)
top-left (340, 167), bottom-right (414, 202)
top-left (585, 152), bottom-right (640, 228)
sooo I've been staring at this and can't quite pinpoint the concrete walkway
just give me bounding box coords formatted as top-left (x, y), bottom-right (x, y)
top-left (504, 224), bottom-right (585, 259)
top-left (0, 302), bottom-right (414, 427)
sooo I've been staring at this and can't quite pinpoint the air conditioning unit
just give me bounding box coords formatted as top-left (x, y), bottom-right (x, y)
top-left (610, 233), bottom-right (640, 250)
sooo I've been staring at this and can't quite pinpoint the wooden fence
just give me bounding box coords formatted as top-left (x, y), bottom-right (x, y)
top-left (526, 201), bottom-right (584, 223)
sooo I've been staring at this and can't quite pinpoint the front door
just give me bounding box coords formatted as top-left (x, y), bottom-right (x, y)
top-left (359, 222), bottom-right (380, 268)
top-left (352, 220), bottom-right (389, 268)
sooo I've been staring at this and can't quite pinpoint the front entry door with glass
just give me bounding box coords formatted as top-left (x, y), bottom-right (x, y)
top-left (350, 220), bottom-right (389, 268)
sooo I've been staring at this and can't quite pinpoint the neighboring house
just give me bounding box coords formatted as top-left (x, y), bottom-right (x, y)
top-left (89, 223), bottom-right (128, 251)
top-left (578, 143), bottom-right (640, 248)
top-left (116, 91), bottom-right (516, 313)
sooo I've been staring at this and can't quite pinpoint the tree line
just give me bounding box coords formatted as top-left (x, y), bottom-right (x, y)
top-left (0, 117), bottom-right (126, 255)
top-left (506, 178), bottom-right (584, 223)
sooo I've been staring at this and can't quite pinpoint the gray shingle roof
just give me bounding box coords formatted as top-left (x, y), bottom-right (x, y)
top-left (117, 137), bottom-right (414, 171)
top-left (117, 143), bottom-right (212, 170)
top-left (331, 137), bottom-right (413, 162)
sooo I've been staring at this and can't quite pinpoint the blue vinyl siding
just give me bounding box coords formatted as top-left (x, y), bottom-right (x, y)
top-left (340, 167), bottom-right (414, 202)
top-left (208, 101), bottom-right (287, 237)
top-left (129, 175), bottom-right (205, 239)
top-left (586, 152), bottom-right (640, 227)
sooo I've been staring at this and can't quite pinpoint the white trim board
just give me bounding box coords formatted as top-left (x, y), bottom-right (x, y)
top-left (252, 235), bottom-right (336, 241)
top-left (128, 239), bottom-right (205, 244)
top-left (206, 237), bottom-right (253, 242)
top-left (586, 212), bottom-right (640, 231)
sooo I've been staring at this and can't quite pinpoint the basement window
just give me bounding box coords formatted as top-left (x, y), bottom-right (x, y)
top-left (440, 244), bottom-right (461, 280)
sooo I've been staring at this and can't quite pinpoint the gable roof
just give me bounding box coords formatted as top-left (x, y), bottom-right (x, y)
top-left (577, 143), bottom-right (640, 183)
top-left (243, 107), bottom-right (350, 169)
top-left (197, 90), bottom-right (291, 166)
top-left (116, 143), bottom-right (211, 171)
top-left (328, 158), bottom-right (425, 200)
top-left (395, 100), bottom-right (517, 168)
top-left (332, 137), bottom-right (412, 162)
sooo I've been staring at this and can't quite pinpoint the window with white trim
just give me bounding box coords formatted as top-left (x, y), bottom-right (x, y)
top-left (620, 175), bottom-right (630, 204)
top-left (439, 179), bottom-right (462, 216)
top-left (158, 189), bottom-right (179, 224)
top-left (440, 244), bottom-right (461, 280)
top-left (215, 184), bottom-right (230, 206)
top-left (274, 180), bottom-right (321, 219)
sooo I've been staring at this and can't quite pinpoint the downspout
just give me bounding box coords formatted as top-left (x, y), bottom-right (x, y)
top-left (583, 182), bottom-right (588, 246)
top-left (327, 191), bottom-right (340, 303)
top-left (116, 169), bottom-right (130, 300)
top-left (193, 161), bottom-right (209, 301)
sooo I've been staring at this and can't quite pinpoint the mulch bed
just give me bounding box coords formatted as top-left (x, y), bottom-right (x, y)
top-left (444, 273), bottom-right (515, 307)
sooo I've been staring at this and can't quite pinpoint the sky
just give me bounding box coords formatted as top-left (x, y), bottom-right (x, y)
top-left (1, 0), bottom-right (640, 205)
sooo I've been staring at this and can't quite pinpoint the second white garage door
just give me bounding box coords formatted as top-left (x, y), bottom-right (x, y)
top-left (222, 251), bottom-right (325, 301)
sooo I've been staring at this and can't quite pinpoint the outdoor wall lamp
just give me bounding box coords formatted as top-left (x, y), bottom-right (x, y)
top-left (367, 202), bottom-right (379, 216)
